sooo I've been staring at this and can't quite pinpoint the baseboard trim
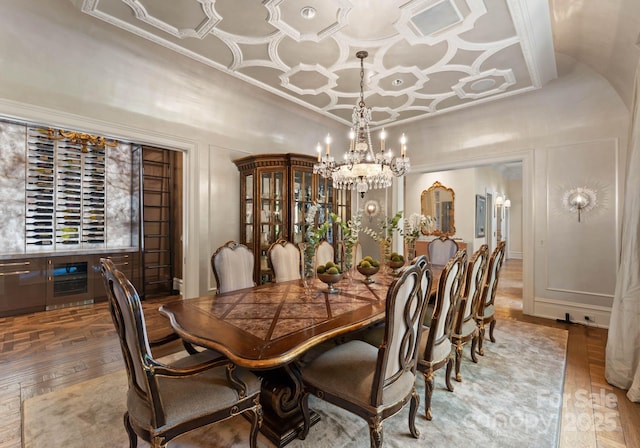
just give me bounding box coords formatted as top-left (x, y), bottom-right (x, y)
top-left (508, 251), bottom-right (523, 259)
top-left (533, 297), bottom-right (610, 328)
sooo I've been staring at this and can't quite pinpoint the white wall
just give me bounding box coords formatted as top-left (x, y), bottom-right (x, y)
top-left (506, 178), bottom-right (523, 259)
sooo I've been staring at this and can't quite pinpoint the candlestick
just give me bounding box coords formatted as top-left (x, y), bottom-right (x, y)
top-left (316, 142), bottom-right (322, 161)
top-left (325, 134), bottom-right (331, 155)
top-left (380, 128), bottom-right (386, 152)
top-left (400, 133), bottom-right (407, 157)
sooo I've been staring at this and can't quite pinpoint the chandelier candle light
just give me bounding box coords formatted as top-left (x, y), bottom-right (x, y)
top-left (313, 51), bottom-right (410, 198)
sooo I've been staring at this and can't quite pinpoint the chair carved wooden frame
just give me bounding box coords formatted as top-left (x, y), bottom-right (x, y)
top-left (417, 249), bottom-right (467, 420)
top-left (476, 240), bottom-right (506, 355)
top-left (211, 240), bottom-right (256, 294)
top-left (451, 244), bottom-right (489, 382)
top-left (100, 259), bottom-right (263, 448)
top-left (298, 262), bottom-right (432, 448)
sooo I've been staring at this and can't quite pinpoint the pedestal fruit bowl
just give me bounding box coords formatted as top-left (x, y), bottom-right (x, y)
top-left (316, 261), bottom-right (343, 294)
top-left (356, 256), bottom-right (380, 284)
top-left (388, 252), bottom-right (405, 276)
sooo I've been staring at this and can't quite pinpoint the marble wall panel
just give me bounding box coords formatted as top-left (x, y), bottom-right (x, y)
top-left (106, 142), bottom-right (134, 248)
top-left (0, 122), bottom-right (26, 254)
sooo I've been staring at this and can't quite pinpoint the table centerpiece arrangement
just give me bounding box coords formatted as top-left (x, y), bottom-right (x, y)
top-left (363, 210), bottom-right (403, 271)
top-left (402, 212), bottom-right (430, 260)
top-left (356, 256), bottom-right (380, 284)
top-left (316, 261), bottom-right (343, 294)
top-left (387, 252), bottom-right (405, 276)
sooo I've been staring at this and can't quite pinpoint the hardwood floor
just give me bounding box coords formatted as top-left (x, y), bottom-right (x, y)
top-left (0, 258), bottom-right (638, 447)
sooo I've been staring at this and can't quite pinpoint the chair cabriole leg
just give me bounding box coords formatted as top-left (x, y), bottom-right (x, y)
top-left (123, 412), bottom-right (137, 448)
top-left (454, 341), bottom-right (463, 382)
top-left (408, 387), bottom-right (420, 438)
top-left (445, 357), bottom-right (454, 392)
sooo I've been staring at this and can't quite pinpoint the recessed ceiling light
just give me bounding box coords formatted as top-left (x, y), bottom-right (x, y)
top-left (300, 6), bottom-right (316, 19)
top-left (392, 78), bottom-right (403, 87)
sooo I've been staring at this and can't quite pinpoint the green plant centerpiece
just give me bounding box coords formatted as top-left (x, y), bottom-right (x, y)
top-left (364, 210), bottom-right (403, 268)
top-left (330, 209), bottom-right (363, 274)
top-left (316, 261), bottom-right (343, 294)
top-left (402, 213), bottom-right (429, 260)
top-left (302, 203), bottom-right (332, 276)
top-left (356, 256), bottom-right (380, 284)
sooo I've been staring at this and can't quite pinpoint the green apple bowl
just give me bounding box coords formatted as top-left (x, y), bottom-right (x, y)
top-left (356, 265), bottom-right (379, 284)
top-left (317, 272), bottom-right (343, 294)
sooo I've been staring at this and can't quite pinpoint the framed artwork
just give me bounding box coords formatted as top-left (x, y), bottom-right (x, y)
top-left (475, 195), bottom-right (486, 238)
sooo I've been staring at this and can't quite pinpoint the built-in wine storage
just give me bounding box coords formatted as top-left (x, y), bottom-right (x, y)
top-left (25, 127), bottom-right (107, 251)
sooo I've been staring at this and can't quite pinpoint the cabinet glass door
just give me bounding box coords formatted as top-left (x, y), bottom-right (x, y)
top-left (316, 176), bottom-right (334, 242)
top-left (244, 173), bottom-right (253, 245)
top-left (292, 169), bottom-right (313, 244)
top-left (258, 170), bottom-right (284, 281)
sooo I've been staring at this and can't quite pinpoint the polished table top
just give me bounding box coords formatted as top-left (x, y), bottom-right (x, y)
top-left (160, 267), bottom-right (441, 370)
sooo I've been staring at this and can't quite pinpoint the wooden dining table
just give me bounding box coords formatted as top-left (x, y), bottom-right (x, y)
top-left (160, 266), bottom-right (441, 447)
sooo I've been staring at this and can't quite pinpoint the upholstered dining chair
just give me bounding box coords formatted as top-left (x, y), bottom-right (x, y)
top-left (268, 238), bottom-right (301, 282)
top-left (315, 239), bottom-right (334, 267)
top-left (427, 236), bottom-right (459, 266)
top-left (476, 240), bottom-right (506, 356)
top-left (298, 261), bottom-right (432, 448)
top-left (100, 259), bottom-right (263, 448)
top-left (211, 240), bottom-right (256, 294)
top-left (417, 249), bottom-right (466, 420)
top-left (451, 244), bottom-right (489, 382)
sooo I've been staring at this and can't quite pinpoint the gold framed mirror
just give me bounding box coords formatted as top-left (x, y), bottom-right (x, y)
top-left (421, 181), bottom-right (455, 236)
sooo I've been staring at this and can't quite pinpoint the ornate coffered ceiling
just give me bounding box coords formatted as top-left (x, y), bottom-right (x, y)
top-left (72, 0), bottom-right (557, 128)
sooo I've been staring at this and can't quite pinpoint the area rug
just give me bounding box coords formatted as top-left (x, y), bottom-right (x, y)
top-left (23, 319), bottom-right (567, 448)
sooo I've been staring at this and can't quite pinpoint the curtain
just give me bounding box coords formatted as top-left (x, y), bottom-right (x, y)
top-left (605, 61), bottom-right (640, 401)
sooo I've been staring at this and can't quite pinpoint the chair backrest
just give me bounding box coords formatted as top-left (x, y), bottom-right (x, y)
top-left (428, 236), bottom-right (459, 266)
top-left (211, 241), bottom-right (256, 294)
top-left (268, 238), bottom-right (301, 282)
top-left (478, 241), bottom-right (506, 317)
top-left (422, 249), bottom-right (467, 362)
top-left (100, 258), bottom-right (165, 424)
top-left (455, 244), bottom-right (489, 335)
top-left (412, 255), bottom-right (431, 302)
top-left (370, 262), bottom-right (432, 406)
top-left (315, 240), bottom-right (334, 267)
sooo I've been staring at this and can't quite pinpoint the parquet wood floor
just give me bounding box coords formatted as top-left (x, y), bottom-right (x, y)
top-left (0, 259), bottom-right (638, 447)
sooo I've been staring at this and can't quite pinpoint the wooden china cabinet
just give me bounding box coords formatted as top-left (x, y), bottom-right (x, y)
top-left (234, 153), bottom-right (350, 284)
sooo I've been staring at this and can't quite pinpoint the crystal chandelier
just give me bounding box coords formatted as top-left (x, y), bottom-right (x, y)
top-left (313, 50), bottom-right (410, 198)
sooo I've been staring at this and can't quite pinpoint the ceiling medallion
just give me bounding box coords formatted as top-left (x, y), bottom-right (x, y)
top-left (313, 51), bottom-right (410, 198)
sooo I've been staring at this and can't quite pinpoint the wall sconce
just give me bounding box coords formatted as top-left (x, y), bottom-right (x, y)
top-left (364, 199), bottom-right (380, 222)
top-left (562, 187), bottom-right (597, 222)
top-left (504, 198), bottom-right (511, 208)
